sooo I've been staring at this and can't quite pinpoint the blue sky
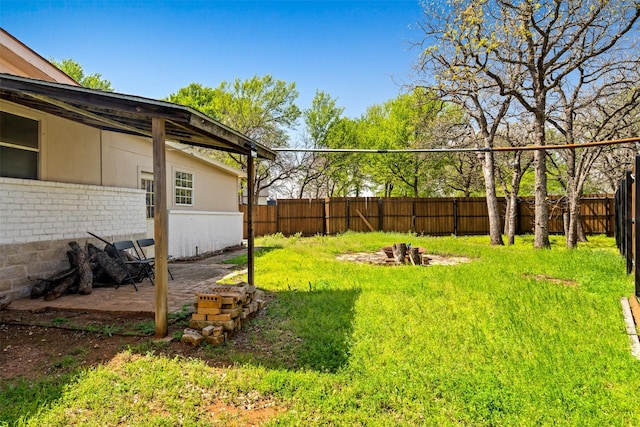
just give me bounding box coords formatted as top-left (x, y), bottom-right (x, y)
top-left (1, 1), bottom-right (426, 119)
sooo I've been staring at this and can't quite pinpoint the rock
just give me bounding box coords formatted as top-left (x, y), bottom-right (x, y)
top-left (202, 325), bottom-right (223, 337)
top-left (0, 295), bottom-right (9, 311)
top-left (204, 335), bottom-right (225, 346)
top-left (189, 319), bottom-right (236, 332)
top-left (181, 329), bottom-right (204, 347)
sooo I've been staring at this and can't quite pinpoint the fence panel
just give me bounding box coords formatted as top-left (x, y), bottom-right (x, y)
top-left (381, 198), bottom-right (413, 232)
top-left (457, 198), bottom-right (491, 235)
top-left (414, 198), bottom-right (455, 235)
top-left (347, 198), bottom-right (381, 232)
top-left (240, 204), bottom-right (277, 237)
top-left (325, 198), bottom-right (349, 234)
top-left (277, 199), bottom-right (325, 236)
top-left (242, 194), bottom-right (614, 239)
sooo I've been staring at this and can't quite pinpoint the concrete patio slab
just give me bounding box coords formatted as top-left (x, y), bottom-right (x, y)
top-left (5, 247), bottom-right (248, 314)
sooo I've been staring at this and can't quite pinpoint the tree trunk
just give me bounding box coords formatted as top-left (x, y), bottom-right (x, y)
top-left (507, 193), bottom-right (518, 245)
top-left (481, 151), bottom-right (504, 245)
top-left (69, 241), bottom-right (93, 294)
top-left (533, 148), bottom-right (550, 249)
top-left (392, 243), bottom-right (407, 264)
top-left (408, 247), bottom-right (421, 265)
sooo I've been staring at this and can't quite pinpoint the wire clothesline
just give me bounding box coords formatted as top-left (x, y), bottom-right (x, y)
top-left (273, 136), bottom-right (640, 154)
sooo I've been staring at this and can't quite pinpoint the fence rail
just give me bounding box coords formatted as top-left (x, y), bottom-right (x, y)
top-left (241, 195), bottom-right (614, 239)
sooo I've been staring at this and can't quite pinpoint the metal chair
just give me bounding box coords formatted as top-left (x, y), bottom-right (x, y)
top-left (136, 238), bottom-right (174, 280)
top-left (112, 240), bottom-right (155, 290)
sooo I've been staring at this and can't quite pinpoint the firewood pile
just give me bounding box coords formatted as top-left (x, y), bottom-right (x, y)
top-left (181, 282), bottom-right (266, 347)
top-left (30, 241), bottom-right (146, 301)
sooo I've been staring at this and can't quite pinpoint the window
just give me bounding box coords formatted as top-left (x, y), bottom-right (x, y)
top-left (140, 172), bottom-right (154, 218)
top-left (0, 111), bottom-right (39, 179)
top-left (175, 171), bottom-right (193, 205)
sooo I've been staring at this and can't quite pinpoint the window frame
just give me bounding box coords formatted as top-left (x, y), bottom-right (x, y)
top-left (0, 111), bottom-right (40, 180)
top-left (174, 170), bottom-right (194, 206)
top-left (140, 171), bottom-right (154, 218)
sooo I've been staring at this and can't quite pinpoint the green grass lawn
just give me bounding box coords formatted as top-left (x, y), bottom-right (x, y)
top-left (2, 233), bottom-right (639, 426)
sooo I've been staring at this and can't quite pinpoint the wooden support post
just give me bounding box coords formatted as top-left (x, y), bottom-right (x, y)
top-left (152, 117), bottom-right (169, 338)
top-left (247, 149), bottom-right (255, 287)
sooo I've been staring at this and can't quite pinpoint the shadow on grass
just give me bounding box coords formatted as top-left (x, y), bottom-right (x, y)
top-left (216, 286), bottom-right (360, 373)
top-left (0, 375), bottom-right (73, 425)
top-left (222, 246), bottom-right (280, 266)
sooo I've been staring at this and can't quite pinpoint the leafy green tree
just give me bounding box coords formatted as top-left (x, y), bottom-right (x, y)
top-left (324, 117), bottom-right (371, 196)
top-left (296, 91), bottom-right (345, 198)
top-left (50, 58), bottom-right (113, 91)
top-left (167, 75), bottom-right (301, 202)
top-left (359, 89), bottom-right (462, 197)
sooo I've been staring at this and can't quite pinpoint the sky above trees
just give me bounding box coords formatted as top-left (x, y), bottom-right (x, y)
top-left (1, 0), bottom-right (424, 118)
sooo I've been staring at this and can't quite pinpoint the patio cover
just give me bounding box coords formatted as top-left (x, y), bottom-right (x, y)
top-left (0, 73), bottom-right (275, 337)
top-left (0, 73), bottom-right (275, 159)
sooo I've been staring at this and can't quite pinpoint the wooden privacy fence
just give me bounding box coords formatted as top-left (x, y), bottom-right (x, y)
top-left (614, 156), bottom-right (640, 298)
top-left (241, 195), bottom-right (614, 239)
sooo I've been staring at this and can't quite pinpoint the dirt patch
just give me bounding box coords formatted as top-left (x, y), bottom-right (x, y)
top-left (336, 250), bottom-right (473, 266)
top-left (524, 274), bottom-right (579, 287)
top-left (206, 393), bottom-right (284, 426)
top-left (0, 301), bottom-right (273, 382)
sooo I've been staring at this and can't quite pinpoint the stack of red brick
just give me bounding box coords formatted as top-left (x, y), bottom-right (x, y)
top-left (181, 283), bottom-right (266, 347)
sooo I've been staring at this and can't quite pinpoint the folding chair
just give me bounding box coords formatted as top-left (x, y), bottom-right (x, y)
top-left (112, 240), bottom-right (155, 290)
top-left (136, 238), bottom-right (174, 280)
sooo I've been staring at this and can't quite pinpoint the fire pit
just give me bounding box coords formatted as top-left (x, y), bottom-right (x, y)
top-left (381, 246), bottom-right (426, 259)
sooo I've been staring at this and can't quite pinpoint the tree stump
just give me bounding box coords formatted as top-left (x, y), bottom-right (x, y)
top-left (392, 243), bottom-right (407, 264)
top-left (408, 247), bottom-right (421, 266)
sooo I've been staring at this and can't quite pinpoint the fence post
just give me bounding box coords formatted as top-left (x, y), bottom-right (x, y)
top-left (412, 199), bottom-right (417, 233)
top-left (635, 155), bottom-right (640, 298)
top-left (346, 199), bottom-right (351, 231)
top-left (378, 198), bottom-right (384, 232)
top-left (625, 171), bottom-right (633, 274)
top-left (453, 199), bottom-right (458, 236)
top-left (605, 195), bottom-right (610, 237)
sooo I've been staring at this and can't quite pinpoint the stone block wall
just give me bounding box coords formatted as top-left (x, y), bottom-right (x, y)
top-left (0, 177), bottom-right (146, 300)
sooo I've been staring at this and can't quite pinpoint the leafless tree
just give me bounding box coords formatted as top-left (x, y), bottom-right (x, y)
top-left (415, 0), bottom-right (639, 248)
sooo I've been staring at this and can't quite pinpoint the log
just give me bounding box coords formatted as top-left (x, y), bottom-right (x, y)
top-left (408, 247), bottom-right (421, 266)
top-left (87, 244), bottom-right (113, 283)
top-left (69, 241), bottom-right (93, 295)
top-left (392, 243), bottom-right (407, 264)
top-left (91, 251), bottom-right (128, 284)
top-left (44, 272), bottom-right (78, 301)
top-left (30, 268), bottom-right (77, 298)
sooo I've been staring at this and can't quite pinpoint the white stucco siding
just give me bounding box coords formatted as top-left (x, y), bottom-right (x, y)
top-left (167, 210), bottom-right (243, 258)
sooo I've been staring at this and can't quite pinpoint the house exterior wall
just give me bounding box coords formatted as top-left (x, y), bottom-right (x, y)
top-left (100, 131), bottom-right (241, 211)
top-left (1, 100), bottom-right (103, 186)
top-left (1, 100), bottom-right (246, 300)
top-left (0, 177), bottom-right (146, 299)
top-left (167, 210), bottom-right (244, 258)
